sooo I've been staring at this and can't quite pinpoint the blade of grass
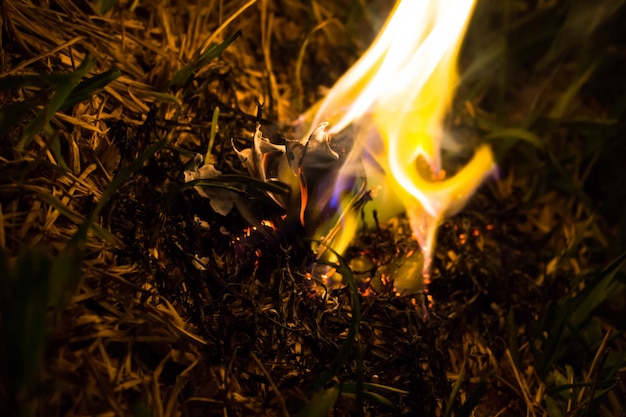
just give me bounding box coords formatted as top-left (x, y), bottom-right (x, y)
top-left (483, 127), bottom-right (545, 151)
top-left (536, 252), bottom-right (626, 374)
top-left (549, 66), bottom-right (594, 119)
top-left (0, 248), bottom-right (51, 399)
top-left (507, 308), bottom-right (521, 367)
top-left (567, 251), bottom-right (626, 328)
top-left (311, 247), bottom-right (362, 390)
top-left (341, 390), bottom-right (395, 408)
top-left (197, 175), bottom-right (290, 193)
top-left (445, 354), bottom-right (467, 417)
top-left (48, 131), bottom-right (70, 171)
top-left (294, 19), bottom-right (337, 112)
top-left (456, 378), bottom-right (487, 417)
top-left (295, 385), bottom-right (341, 417)
top-left (169, 30), bottom-right (241, 88)
top-left (341, 382), bottom-right (409, 395)
top-left (1, 63), bottom-right (119, 143)
top-left (60, 67), bottom-right (121, 109)
top-left (173, 175), bottom-right (290, 200)
top-left (204, 106), bottom-right (219, 165)
top-left (17, 56), bottom-right (96, 150)
top-left (544, 395), bottom-right (564, 417)
top-left (341, 382), bottom-right (409, 409)
top-left (0, 72), bottom-right (77, 90)
top-left (537, 303), bottom-right (571, 373)
top-left (96, 0), bottom-right (118, 14)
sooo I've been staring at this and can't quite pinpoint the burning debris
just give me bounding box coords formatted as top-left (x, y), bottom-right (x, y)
top-left (188, 0), bottom-right (496, 294)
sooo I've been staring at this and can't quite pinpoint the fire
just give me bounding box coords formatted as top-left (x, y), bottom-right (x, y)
top-left (302, 0), bottom-right (496, 291)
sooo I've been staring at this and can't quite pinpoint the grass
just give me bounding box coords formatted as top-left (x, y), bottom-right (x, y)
top-left (1, 0), bottom-right (625, 416)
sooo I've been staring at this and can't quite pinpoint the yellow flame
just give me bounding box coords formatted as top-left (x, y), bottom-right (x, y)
top-left (304, 0), bottom-right (495, 291)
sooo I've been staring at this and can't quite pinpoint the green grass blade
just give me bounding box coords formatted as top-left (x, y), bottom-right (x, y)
top-left (205, 106), bottom-right (219, 165)
top-left (296, 385), bottom-right (341, 417)
top-left (360, 391), bottom-right (394, 408)
top-left (567, 251), bottom-right (626, 328)
top-left (178, 181), bottom-right (251, 195)
top-left (17, 56), bottom-right (96, 150)
top-left (456, 378), bottom-right (487, 417)
top-left (196, 175), bottom-right (290, 194)
top-left (0, 248), bottom-right (51, 391)
top-left (544, 395), bottom-right (564, 417)
top-left (340, 382), bottom-right (409, 409)
top-left (0, 72), bottom-right (74, 90)
top-left (507, 308), bottom-right (521, 367)
top-left (483, 127), bottom-right (545, 150)
top-left (444, 355), bottom-right (467, 417)
top-left (171, 175), bottom-right (290, 204)
top-left (61, 67), bottom-right (121, 109)
top-left (341, 382), bottom-right (409, 395)
top-left (311, 248), bottom-right (362, 390)
top-left (538, 303), bottom-right (570, 373)
top-left (96, 0), bottom-right (118, 14)
top-left (537, 252), bottom-right (626, 373)
top-left (341, 390), bottom-right (396, 408)
top-left (549, 66), bottom-right (594, 119)
top-left (169, 30), bottom-right (241, 88)
top-left (48, 131), bottom-right (70, 170)
top-left (1, 64), bottom-right (118, 144)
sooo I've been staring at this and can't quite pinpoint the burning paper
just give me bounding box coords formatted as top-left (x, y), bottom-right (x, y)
top-left (300, 0), bottom-right (496, 291)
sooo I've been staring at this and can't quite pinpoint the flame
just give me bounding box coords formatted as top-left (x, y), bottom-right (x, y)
top-left (303, 0), bottom-right (496, 291)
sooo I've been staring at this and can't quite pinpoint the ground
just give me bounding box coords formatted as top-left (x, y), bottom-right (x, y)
top-left (1, 1), bottom-right (625, 416)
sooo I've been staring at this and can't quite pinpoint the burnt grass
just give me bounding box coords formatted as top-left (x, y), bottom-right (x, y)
top-left (1, 1), bottom-right (626, 416)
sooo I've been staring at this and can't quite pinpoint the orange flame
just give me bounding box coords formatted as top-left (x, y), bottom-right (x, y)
top-left (302, 0), bottom-right (495, 291)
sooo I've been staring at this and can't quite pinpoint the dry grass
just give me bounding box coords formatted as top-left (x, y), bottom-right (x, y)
top-left (1, 0), bottom-right (625, 416)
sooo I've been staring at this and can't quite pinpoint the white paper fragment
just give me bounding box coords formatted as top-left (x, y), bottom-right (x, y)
top-left (183, 154), bottom-right (235, 215)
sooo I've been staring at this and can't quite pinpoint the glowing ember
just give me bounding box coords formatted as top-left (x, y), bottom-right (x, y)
top-left (301, 0), bottom-right (496, 291)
